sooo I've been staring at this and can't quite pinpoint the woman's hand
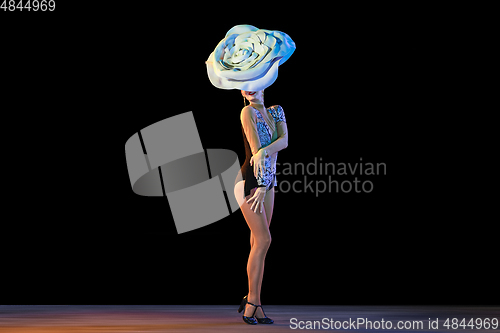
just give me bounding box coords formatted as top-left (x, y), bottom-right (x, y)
top-left (246, 187), bottom-right (266, 214)
top-left (250, 149), bottom-right (266, 178)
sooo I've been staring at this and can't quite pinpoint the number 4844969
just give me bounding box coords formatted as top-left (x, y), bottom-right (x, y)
top-left (1, 0), bottom-right (55, 11)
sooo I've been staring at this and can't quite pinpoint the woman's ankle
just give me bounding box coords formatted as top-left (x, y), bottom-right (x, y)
top-left (247, 292), bottom-right (260, 305)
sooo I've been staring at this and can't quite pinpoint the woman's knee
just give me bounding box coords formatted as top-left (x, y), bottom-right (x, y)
top-left (255, 233), bottom-right (271, 249)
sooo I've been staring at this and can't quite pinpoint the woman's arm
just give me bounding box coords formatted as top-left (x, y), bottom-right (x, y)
top-left (241, 106), bottom-right (267, 183)
top-left (250, 121), bottom-right (287, 177)
top-left (253, 105), bottom-right (288, 160)
top-left (241, 106), bottom-right (268, 213)
top-left (240, 106), bottom-right (262, 155)
top-left (260, 121), bottom-right (288, 157)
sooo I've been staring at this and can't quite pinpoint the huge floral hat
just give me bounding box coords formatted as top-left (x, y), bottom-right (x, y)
top-left (206, 24), bottom-right (296, 91)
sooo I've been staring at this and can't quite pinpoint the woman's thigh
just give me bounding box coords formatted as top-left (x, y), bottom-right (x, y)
top-left (264, 187), bottom-right (274, 227)
top-left (234, 181), bottom-right (271, 241)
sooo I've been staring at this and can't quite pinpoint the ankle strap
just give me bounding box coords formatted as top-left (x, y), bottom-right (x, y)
top-left (246, 301), bottom-right (261, 308)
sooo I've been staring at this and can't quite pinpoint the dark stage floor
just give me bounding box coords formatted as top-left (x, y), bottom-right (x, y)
top-left (0, 305), bottom-right (498, 332)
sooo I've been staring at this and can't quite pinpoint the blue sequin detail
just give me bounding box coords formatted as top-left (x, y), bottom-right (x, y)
top-left (253, 105), bottom-right (286, 187)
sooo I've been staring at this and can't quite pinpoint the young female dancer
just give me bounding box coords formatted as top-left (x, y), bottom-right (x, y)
top-left (234, 89), bottom-right (288, 325)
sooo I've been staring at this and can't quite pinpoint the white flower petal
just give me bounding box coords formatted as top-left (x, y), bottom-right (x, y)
top-left (231, 50), bottom-right (249, 64)
top-left (206, 53), bottom-right (236, 90)
top-left (207, 25), bottom-right (295, 90)
top-left (236, 41), bottom-right (254, 51)
top-left (237, 52), bottom-right (259, 70)
top-left (225, 25), bottom-right (258, 37)
top-left (253, 41), bottom-right (266, 56)
top-left (213, 38), bottom-right (226, 62)
top-left (217, 57), bottom-right (271, 81)
top-left (255, 30), bottom-right (266, 44)
top-left (231, 59), bottom-right (281, 91)
top-left (272, 31), bottom-right (296, 65)
top-left (228, 45), bottom-right (237, 57)
top-left (235, 32), bottom-right (255, 45)
top-left (263, 33), bottom-right (276, 49)
top-left (224, 34), bottom-right (238, 47)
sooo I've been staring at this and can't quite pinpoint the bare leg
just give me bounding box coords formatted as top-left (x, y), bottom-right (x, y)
top-left (250, 187), bottom-right (275, 245)
top-left (234, 181), bottom-right (276, 318)
top-left (237, 187), bottom-right (271, 317)
top-left (264, 187), bottom-right (275, 227)
top-left (250, 187), bottom-right (275, 317)
top-left (244, 188), bottom-right (275, 318)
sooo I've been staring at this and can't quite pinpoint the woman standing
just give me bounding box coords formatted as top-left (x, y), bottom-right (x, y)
top-left (235, 90), bottom-right (288, 324)
top-left (206, 24), bottom-right (295, 325)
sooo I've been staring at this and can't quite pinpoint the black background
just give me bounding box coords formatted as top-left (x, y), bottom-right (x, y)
top-left (1, 3), bottom-right (495, 305)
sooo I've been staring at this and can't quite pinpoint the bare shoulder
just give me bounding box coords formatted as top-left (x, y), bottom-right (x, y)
top-left (240, 105), bottom-right (256, 121)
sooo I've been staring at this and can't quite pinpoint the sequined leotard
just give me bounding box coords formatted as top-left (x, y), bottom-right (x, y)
top-left (240, 105), bottom-right (286, 197)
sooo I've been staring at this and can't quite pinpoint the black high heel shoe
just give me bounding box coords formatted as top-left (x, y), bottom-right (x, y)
top-left (238, 295), bottom-right (257, 325)
top-left (237, 295), bottom-right (274, 325)
top-left (255, 305), bottom-right (274, 324)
